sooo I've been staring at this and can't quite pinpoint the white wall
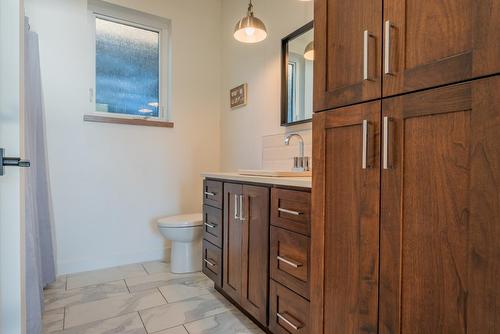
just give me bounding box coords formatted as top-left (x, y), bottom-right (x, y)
top-left (220, 0), bottom-right (313, 171)
top-left (25, 0), bottom-right (222, 274)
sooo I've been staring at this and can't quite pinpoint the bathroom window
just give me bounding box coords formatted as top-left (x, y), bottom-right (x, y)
top-left (87, 0), bottom-right (171, 121)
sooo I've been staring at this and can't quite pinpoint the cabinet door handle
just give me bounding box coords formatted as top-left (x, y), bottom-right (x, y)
top-left (204, 222), bottom-right (216, 229)
top-left (239, 195), bottom-right (246, 221)
top-left (277, 312), bottom-right (302, 330)
top-left (384, 20), bottom-right (393, 75)
top-left (383, 116), bottom-right (393, 169)
top-left (234, 194), bottom-right (239, 220)
top-left (204, 191), bottom-right (216, 196)
top-left (363, 30), bottom-right (373, 81)
top-left (362, 120), bottom-right (373, 169)
top-left (277, 256), bottom-right (303, 268)
top-left (204, 258), bottom-right (216, 267)
top-left (277, 208), bottom-right (303, 216)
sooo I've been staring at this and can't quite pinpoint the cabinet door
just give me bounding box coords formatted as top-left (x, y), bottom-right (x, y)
top-left (314, 0), bottom-right (382, 111)
top-left (383, 0), bottom-right (500, 97)
top-left (240, 185), bottom-right (269, 325)
top-left (222, 183), bottom-right (243, 303)
top-left (380, 76), bottom-right (500, 333)
top-left (311, 101), bottom-right (381, 333)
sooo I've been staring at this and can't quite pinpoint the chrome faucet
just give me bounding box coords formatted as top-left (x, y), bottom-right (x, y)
top-left (284, 133), bottom-right (310, 172)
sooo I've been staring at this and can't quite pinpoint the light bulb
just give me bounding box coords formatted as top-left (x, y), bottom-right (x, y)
top-left (245, 27), bottom-right (256, 36)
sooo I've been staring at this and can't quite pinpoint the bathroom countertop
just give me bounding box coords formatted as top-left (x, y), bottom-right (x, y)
top-left (201, 172), bottom-right (312, 189)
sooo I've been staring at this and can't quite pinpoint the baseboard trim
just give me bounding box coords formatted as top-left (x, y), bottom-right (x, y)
top-left (57, 247), bottom-right (171, 275)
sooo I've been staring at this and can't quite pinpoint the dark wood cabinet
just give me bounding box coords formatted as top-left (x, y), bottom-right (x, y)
top-left (223, 183), bottom-right (269, 325)
top-left (270, 226), bottom-right (310, 299)
top-left (240, 185), bottom-right (270, 325)
top-left (271, 188), bottom-right (311, 236)
top-left (202, 205), bottom-right (222, 248)
top-left (269, 280), bottom-right (310, 334)
top-left (222, 183), bottom-right (243, 303)
top-left (202, 239), bottom-right (222, 287)
top-left (313, 0), bottom-right (499, 110)
top-left (379, 76), bottom-right (500, 334)
top-left (311, 101), bottom-right (381, 334)
top-left (314, 0), bottom-right (382, 111)
top-left (383, 0), bottom-right (500, 97)
top-left (312, 76), bottom-right (500, 333)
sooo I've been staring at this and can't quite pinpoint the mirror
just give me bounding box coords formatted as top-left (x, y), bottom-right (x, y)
top-left (281, 21), bottom-right (314, 126)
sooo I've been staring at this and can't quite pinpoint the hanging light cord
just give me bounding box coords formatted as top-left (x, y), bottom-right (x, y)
top-left (247, 0), bottom-right (254, 16)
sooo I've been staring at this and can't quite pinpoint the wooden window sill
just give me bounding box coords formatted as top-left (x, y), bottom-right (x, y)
top-left (83, 114), bottom-right (174, 128)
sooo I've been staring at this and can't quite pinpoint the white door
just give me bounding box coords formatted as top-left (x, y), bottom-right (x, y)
top-left (0, 0), bottom-right (25, 333)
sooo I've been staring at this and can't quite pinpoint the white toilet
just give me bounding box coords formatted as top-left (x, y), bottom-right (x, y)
top-left (157, 213), bottom-right (203, 274)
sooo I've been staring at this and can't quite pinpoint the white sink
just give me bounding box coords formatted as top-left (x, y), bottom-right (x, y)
top-left (238, 169), bottom-right (311, 177)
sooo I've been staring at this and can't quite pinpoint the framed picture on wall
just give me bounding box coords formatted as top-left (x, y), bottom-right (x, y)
top-left (230, 83), bottom-right (247, 109)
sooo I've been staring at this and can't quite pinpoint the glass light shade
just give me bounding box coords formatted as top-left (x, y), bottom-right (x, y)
top-left (304, 41), bottom-right (314, 60)
top-left (234, 15), bottom-right (267, 43)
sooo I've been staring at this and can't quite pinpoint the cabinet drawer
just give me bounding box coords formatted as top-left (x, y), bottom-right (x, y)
top-left (270, 226), bottom-right (310, 299)
top-left (271, 188), bottom-right (311, 236)
top-left (203, 205), bottom-right (222, 248)
top-left (203, 180), bottom-right (223, 209)
top-left (202, 240), bottom-right (222, 287)
top-left (269, 280), bottom-right (310, 334)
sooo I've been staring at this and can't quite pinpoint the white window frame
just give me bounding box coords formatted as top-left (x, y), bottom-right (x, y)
top-left (87, 0), bottom-right (171, 121)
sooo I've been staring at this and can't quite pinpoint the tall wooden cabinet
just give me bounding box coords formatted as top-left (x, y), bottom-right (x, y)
top-left (313, 0), bottom-right (500, 111)
top-left (314, 0), bottom-right (382, 111)
top-left (379, 77), bottom-right (500, 334)
top-left (383, 0), bottom-right (500, 97)
top-left (311, 101), bottom-right (381, 334)
top-left (223, 183), bottom-right (269, 325)
top-left (312, 77), bottom-right (500, 333)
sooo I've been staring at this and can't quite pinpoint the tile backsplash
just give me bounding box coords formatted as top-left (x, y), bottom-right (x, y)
top-left (262, 129), bottom-right (312, 171)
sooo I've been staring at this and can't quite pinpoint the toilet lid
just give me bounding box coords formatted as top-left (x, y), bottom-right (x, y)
top-left (157, 213), bottom-right (203, 228)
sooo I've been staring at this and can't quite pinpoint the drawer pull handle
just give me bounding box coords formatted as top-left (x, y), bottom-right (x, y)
top-left (277, 312), bottom-right (302, 330)
top-left (204, 222), bottom-right (217, 229)
top-left (204, 259), bottom-right (216, 267)
top-left (204, 191), bottom-right (216, 196)
top-left (277, 208), bottom-right (303, 216)
top-left (277, 256), bottom-right (302, 268)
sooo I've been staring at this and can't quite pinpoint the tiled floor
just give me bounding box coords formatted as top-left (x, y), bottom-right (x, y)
top-left (43, 261), bottom-right (264, 334)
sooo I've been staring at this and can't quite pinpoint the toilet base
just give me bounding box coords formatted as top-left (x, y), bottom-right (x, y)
top-left (170, 239), bottom-right (202, 273)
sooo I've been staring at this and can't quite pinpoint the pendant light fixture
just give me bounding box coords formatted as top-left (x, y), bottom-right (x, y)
top-left (304, 41), bottom-right (314, 60)
top-left (234, 0), bottom-right (267, 44)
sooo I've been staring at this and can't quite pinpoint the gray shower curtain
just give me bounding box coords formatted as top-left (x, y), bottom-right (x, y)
top-left (24, 18), bottom-right (56, 334)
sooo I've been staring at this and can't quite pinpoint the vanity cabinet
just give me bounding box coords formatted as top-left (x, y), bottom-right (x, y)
top-left (311, 76), bottom-right (500, 333)
top-left (313, 0), bottom-right (500, 111)
top-left (201, 180), bottom-right (224, 288)
top-left (269, 188), bottom-right (312, 333)
top-left (202, 177), bottom-right (312, 332)
top-left (222, 183), bottom-right (270, 325)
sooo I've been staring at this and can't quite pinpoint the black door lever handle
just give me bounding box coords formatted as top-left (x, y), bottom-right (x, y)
top-left (0, 148), bottom-right (30, 176)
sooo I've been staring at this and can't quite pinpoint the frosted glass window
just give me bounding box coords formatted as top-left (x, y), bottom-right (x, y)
top-left (95, 17), bottom-right (160, 117)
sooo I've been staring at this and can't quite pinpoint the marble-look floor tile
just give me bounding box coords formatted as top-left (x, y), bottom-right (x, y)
top-left (139, 292), bottom-right (233, 333)
top-left (65, 289), bottom-right (166, 328)
top-left (141, 261), bottom-right (170, 274)
top-left (184, 310), bottom-right (264, 334)
top-left (126, 272), bottom-right (204, 293)
top-left (44, 280), bottom-right (129, 311)
top-left (151, 326), bottom-right (188, 334)
top-left (52, 312), bottom-right (146, 334)
top-left (158, 275), bottom-right (214, 303)
top-left (67, 264), bottom-right (147, 289)
top-left (43, 308), bottom-right (65, 333)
